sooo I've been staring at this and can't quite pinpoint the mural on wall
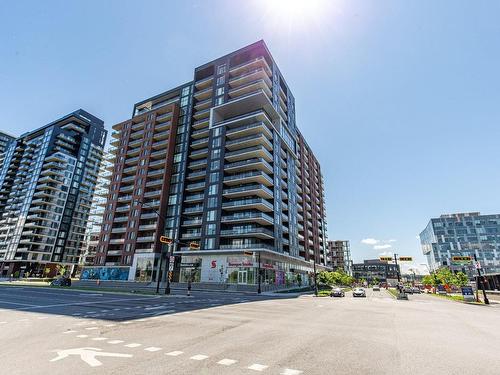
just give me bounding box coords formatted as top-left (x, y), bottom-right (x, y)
top-left (80, 267), bottom-right (130, 281)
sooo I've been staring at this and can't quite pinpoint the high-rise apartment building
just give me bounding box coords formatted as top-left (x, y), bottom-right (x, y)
top-left (0, 131), bottom-right (15, 154)
top-left (327, 240), bottom-right (352, 275)
top-left (420, 212), bottom-right (500, 277)
top-left (0, 110), bottom-right (106, 277)
top-left (80, 152), bottom-right (113, 267)
top-left (94, 41), bottom-right (328, 287)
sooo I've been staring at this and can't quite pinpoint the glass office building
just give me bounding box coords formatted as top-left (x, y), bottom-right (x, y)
top-left (420, 212), bottom-right (500, 277)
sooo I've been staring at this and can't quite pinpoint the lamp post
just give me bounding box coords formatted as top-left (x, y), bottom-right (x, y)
top-left (257, 251), bottom-right (261, 294)
top-left (473, 254), bottom-right (489, 305)
top-left (313, 255), bottom-right (318, 297)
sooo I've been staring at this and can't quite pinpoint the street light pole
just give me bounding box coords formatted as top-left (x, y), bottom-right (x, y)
top-left (313, 255), bottom-right (318, 297)
top-left (164, 241), bottom-right (174, 295)
top-left (257, 251), bottom-right (261, 294)
top-left (155, 243), bottom-right (165, 294)
top-left (394, 253), bottom-right (401, 283)
top-left (473, 254), bottom-right (489, 305)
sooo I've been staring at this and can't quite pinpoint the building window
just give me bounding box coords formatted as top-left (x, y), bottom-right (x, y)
top-left (207, 210), bottom-right (216, 221)
top-left (217, 64), bottom-right (226, 75)
top-left (206, 224), bottom-right (216, 235)
top-left (208, 184), bottom-right (218, 195)
top-left (205, 238), bottom-right (215, 249)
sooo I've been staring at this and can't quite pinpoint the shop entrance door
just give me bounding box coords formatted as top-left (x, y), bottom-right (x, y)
top-left (237, 270), bottom-right (247, 284)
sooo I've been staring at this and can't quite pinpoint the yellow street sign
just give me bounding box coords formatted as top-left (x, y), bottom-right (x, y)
top-left (159, 236), bottom-right (173, 244)
top-left (452, 256), bottom-right (472, 263)
top-left (399, 256), bottom-right (413, 262)
top-left (379, 256), bottom-right (392, 262)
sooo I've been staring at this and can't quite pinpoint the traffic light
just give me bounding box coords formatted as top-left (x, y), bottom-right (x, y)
top-left (159, 236), bottom-right (173, 244)
top-left (189, 242), bottom-right (200, 250)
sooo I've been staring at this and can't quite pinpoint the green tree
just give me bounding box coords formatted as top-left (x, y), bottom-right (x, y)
top-left (453, 272), bottom-right (469, 287)
top-left (436, 268), bottom-right (455, 286)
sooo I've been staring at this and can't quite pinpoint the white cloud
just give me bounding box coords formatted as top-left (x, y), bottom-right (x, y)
top-left (378, 251), bottom-right (393, 256)
top-left (361, 238), bottom-right (379, 245)
top-left (388, 239), bottom-right (397, 243)
top-left (374, 244), bottom-right (392, 250)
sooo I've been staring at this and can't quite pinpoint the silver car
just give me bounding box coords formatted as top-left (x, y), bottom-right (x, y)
top-left (353, 288), bottom-right (366, 297)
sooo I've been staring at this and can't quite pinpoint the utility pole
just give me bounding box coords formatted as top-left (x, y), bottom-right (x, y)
top-left (257, 251), bottom-right (261, 294)
top-left (155, 243), bottom-right (164, 294)
top-left (393, 253), bottom-right (401, 283)
top-left (313, 254), bottom-right (318, 297)
top-left (473, 254), bottom-right (489, 304)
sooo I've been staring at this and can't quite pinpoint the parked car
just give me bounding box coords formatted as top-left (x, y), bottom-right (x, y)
top-left (352, 288), bottom-right (366, 297)
top-left (403, 286), bottom-right (413, 294)
top-left (331, 288), bottom-right (345, 297)
top-left (372, 285), bottom-right (380, 291)
top-left (412, 287), bottom-right (421, 294)
top-left (50, 276), bottom-right (71, 287)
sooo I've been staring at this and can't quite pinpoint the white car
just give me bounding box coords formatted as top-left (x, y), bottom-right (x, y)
top-left (372, 285), bottom-right (380, 291)
top-left (353, 288), bottom-right (366, 297)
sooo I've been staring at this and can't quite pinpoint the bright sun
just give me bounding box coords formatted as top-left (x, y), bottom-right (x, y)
top-left (265, 0), bottom-right (326, 19)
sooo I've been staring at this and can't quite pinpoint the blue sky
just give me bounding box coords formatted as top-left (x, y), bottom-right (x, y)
top-left (1, 0), bottom-right (499, 272)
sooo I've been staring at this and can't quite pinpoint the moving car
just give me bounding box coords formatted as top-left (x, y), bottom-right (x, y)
top-left (50, 276), bottom-right (71, 287)
top-left (372, 285), bottom-right (380, 291)
top-left (330, 288), bottom-right (345, 297)
top-left (352, 288), bottom-right (366, 297)
top-left (403, 286), bottom-right (413, 294)
top-left (412, 287), bottom-right (421, 294)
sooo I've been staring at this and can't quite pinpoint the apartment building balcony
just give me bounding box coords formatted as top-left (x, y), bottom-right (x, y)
top-left (131, 121), bottom-right (145, 131)
top-left (111, 227), bottom-right (127, 234)
top-left (184, 193), bottom-right (204, 203)
top-left (191, 128), bottom-right (209, 139)
top-left (220, 227), bottom-right (274, 239)
top-left (148, 159), bottom-right (165, 168)
top-left (194, 98), bottom-right (212, 111)
top-left (193, 108), bottom-right (210, 120)
top-left (144, 190), bottom-right (161, 198)
top-left (147, 169), bottom-right (165, 178)
top-left (186, 170), bottom-right (206, 180)
top-left (119, 185), bottom-right (134, 193)
top-left (224, 158), bottom-right (273, 174)
top-left (225, 121), bottom-right (273, 140)
top-left (191, 137), bottom-right (209, 149)
top-left (229, 67), bottom-right (272, 89)
top-left (185, 181), bottom-right (206, 192)
top-left (221, 211), bottom-right (274, 225)
top-left (183, 205), bottom-right (204, 214)
top-left (153, 130), bottom-right (170, 140)
top-left (138, 224), bottom-right (157, 231)
top-left (192, 118), bottom-right (209, 130)
top-left (188, 159), bottom-right (208, 170)
top-left (151, 149), bottom-right (167, 159)
top-left (145, 178), bottom-right (163, 188)
top-left (140, 212), bottom-right (157, 220)
top-left (195, 75), bottom-right (213, 90)
top-left (121, 175), bottom-right (135, 183)
top-left (129, 128), bottom-right (145, 140)
top-left (151, 140), bottom-right (168, 150)
top-left (128, 138), bottom-right (142, 148)
top-left (225, 133), bottom-right (273, 151)
top-left (126, 146), bottom-right (140, 157)
top-left (223, 171), bottom-right (273, 186)
top-left (222, 198), bottom-right (273, 212)
top-left (181, 231), bottom-right (202, 239)
top-left (115, 204), bottom-right (131, 212)
top-left (220, 243), bottom-right (274, 251)
top-left (225, 145), bottom-right (273, 163)
top-left (137, 236), bottom-right (155, 243)
top-left (122, 165), bottom-right (136, 175)
top-left (117, 194), bottom-right (133, 202)
top-left (229, 56), bottom-right (272, 79)
top-left (156, 112), bottom-right (172, 123)
top-left (228, 79), bottom-right (272, 101)
top-left (109, 238), bottom-right (125, 245)
top-left (189, 148), bottom-right (208, 160)
top-left (222, 184), bottom-right (273, 199)
top-left (182, 218), bottom-right (202, 227)
top-left (193, 87), bottom-right (212, 101)
top-left (114, 216), bottom-right (129, 222)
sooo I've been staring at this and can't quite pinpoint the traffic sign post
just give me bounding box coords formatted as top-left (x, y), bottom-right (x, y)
top-left (473, 254), bottom-right (489, 304)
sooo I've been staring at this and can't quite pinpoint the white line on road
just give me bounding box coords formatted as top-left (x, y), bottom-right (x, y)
top-left (18, 318), bottom-right (29, 322)
top-left (144, 347), bottom-right (162, 352)
top-left (107, 340), bottom-right (124, 344)
top-left (248, 364), bottom-right (269, 371)
top-left (166, 351), bottom-right (183, 356)
top-left (281, 369), bottom-right (303, 375)
top-left (218, 358), bottom-right (237, 366)
top-left (104, 324), bottom-right (116, 327)
top-left (37, 316), bottom-right (48, 320)
top-left (0, 321), bottom-right (7, 324)
top-left (125, 343), bottom-right (142, 348)
top-left (16, 296), bottom-right (161, 311)
top-left (190, 354), bottom-right (209, 361)
top-left (85, 327), bottom-right (99, 330)
top-left (63, 330), bottom-right (77, 334)
top-left (92, 337), bottom-right (108, 341)
top-left (76, 335), bottom-right (89, 338)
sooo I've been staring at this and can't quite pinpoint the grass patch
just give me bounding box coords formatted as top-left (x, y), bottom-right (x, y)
top-left (387, 288), bottom-right (398, 298)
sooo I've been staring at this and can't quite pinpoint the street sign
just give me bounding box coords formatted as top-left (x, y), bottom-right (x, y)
top-left (189, 242), bottom-right (200, 249)
top-left (243, 251), bottom-right (254, 256)
top-left (380, 256), bottom-right (392, 262)
top-left (461, 286), bottom-right (475, 302)
top-left (169, 255), bottom-right (175, 263)
top-left (159, 236), bottom-right (172, 244)
top-left (475, 261), bottom-right (482, 270)
top-left (452, 256), bottom-right (472, 263)
top-left (168, 262), bottom-right (174, 271)
top-left (399, 256), bottom-right (413, 262)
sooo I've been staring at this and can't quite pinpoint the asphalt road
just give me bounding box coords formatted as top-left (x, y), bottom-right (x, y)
top-left (0, 286), bottom-right (499, 374)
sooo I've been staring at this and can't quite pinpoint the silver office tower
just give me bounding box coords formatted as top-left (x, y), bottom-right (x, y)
top-left (0, 110), bottom-right (106, 277)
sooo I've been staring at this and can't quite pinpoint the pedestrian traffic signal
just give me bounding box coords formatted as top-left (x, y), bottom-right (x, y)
top-left (189, 242), bottom-right (200, 250)
top-left (159, 236), bottom-right (173, 244)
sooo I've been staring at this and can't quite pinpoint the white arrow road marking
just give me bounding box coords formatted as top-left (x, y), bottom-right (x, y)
top-left (49, 347), bottom-right (132, 367)
top-left (190, 354), bottom-right (209, 361)
top-left (166, 351), bottom-right (183, 356)
top-left (218, 358), bottom-right (237, 366)
top-left (281, 369), bottom-right (303, 375)
top-left (248, 364), bottom-right (269, 371)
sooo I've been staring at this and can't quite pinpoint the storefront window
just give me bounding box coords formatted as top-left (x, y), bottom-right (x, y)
top-left (135, 258), bottom-right (153, 282)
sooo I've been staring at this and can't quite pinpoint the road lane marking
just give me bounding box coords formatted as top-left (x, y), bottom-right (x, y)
top-left (104, 324), bottom-right (116, 327)
top-left (18, 318), bottom-right (29, 322)
top-left (85, 327), bottom-right (99, 330)
top-left (218, 358), bottom-right (237, 366)
top-left (108, 340), bottom-right (124, 344)
top-left (144, 347), bottom-right (162, 352)
top-left (49, 347), bottom-right (132, 367)
top-left (0, 321), bottom-right (7, 324)
top-left (281, 369), bottom-right (303, 375)
top-left (92, 337), bottom-right (108, 341)
top-left (248, 364), bottom-right (269, 371)
top-left (63, 330), bottom-right (77, 334)
top-left (190, 354), bottom-right (209, 361)
top-left (17, 296), bottom-right (162, 310)
top-left (125, 343), bottom-right (142, 348)
top-left (76, 335), bottom-right (89, 338)
top-left (0, 300), bottom-right (38, 307)
top-left (166, 351), bottom-right (183, 356)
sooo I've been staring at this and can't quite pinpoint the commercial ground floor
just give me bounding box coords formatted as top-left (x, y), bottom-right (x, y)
top-left (0, 261), bottom-right (72, 278)
top-left (80, 249), bottom-right (330, 290)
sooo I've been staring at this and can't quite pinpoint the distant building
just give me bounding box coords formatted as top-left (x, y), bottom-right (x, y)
top-left (80, 151), bottom-right (112, 266)
top-left (327, 240), bottom-right (352, 275)
top-left (420, 212), bottom-right (500, 277)
top-left (0, 110), bottom-right (106, 277)
top-left (352, 259), bottom-right (400, 283)
top-left (0, 131), bottom-right (15, 154)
